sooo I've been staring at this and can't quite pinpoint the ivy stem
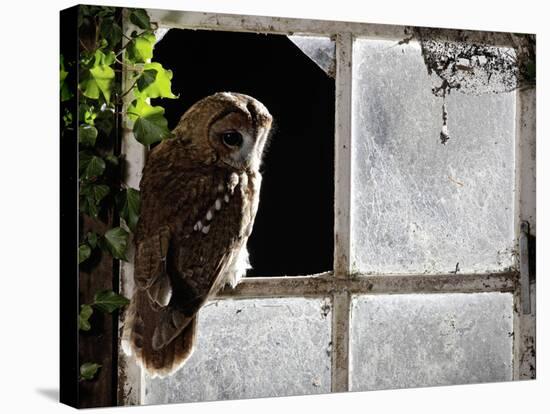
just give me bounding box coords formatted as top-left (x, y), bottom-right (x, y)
top-left (116, 39), bottom-right (132, 57)
top-left (94, 16), bottom-right (100, 51)
top-left (79, 38), bottom-right (90, 52)
top-left (114, 56), bottom-right (142, 72)
top-left (113, 68), bottom-right (140, 73)
top-left (117, 30), bottom-right (150, 57)
top-left (112, 111), bottom-right (139, 119)
top-left (118, 78), bottom-right (140, 100)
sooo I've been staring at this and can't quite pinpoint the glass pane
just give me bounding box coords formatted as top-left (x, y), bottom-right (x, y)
top-left (351, 38), bottom-right (516, 274)
top-left (350, 292), bottom-right (513, 391)
top-left (144, 297), bottom-right (332, 404)
top-left (288, 35), bottom-right (336, 77)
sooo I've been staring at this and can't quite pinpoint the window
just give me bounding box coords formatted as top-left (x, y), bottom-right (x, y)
top-left (118, 10), bottom-right (536, 405)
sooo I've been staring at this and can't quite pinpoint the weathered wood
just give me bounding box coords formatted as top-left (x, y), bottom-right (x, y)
top-left (331, 291), bottom-right (350, 392)
top-left (117, 8), bottom-right (147, 406)
top-left (331, 32), bottom-right (353, 392)
top-left (77, 6), bottom-right (122, 407)
top-left (333, 32), bottom-right (353, 279)
top-left (216, 272), bottom-right (518, 298)
top-left (78, 214), bottom-right (117, 408)
top-left (513, 85), bottom-right (536, 380)
top-left (146, 8), bottom-right (518, 46)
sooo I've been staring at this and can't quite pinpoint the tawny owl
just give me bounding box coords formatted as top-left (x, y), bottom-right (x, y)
top-left (122, 92), bottom-right (273, 377)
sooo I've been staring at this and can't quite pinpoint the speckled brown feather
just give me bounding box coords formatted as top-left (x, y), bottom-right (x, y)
top-left (122, 93), bottom-right (272, 377)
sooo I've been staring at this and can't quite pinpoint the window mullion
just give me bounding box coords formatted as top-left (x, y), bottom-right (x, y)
top-left (331, 32), bottom-right (354, 393)
top-left (118, 9), bottom-right (147, 407)
top-left (334, 32), bottom-right (353, 278)
top-left (512, 86), bottom-right (536, 380)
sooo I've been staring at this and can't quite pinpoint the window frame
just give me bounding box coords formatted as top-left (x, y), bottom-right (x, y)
top-left (118, 8), bottom-right (536, 405)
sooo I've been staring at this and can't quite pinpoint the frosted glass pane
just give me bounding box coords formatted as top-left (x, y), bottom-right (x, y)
top-left (288, 35), bottom-right (335, 77)
top-left (350, 292), bottom-right (513, 391)
top-left (351, 38), bottom-right (516, 274)
top-left (144, 297), bottom-right (332, 404)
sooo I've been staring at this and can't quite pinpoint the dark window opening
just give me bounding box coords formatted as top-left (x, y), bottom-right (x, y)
top-left (154, 29), bottom-right (335, 276)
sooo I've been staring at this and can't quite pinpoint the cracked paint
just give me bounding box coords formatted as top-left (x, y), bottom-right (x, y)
top-left (418, 36), bottom-right (519, 96)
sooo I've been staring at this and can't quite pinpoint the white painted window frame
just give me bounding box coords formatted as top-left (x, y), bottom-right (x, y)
top-left (118, 9), bottom-right (536, 405)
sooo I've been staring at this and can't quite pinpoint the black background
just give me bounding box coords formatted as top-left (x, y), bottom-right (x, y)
top-left (153, 29), bottom-right (335, 276)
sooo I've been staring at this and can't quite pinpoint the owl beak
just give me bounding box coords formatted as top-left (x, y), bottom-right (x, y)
top-left (239, 152), bottom-right (256, 170)
top-left (223, 151), bottom-right (251, 171)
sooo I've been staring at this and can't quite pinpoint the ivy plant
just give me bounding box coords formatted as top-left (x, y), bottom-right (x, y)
top-left (80, 362), bottom-right (102, 381)
top-left (62, 6), bottom-right (177, 381)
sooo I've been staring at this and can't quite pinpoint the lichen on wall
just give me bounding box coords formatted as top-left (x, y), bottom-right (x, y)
top-left (413, 27), bottom-right (535, 96)
top-left (409, 28), bottom-right (535, 144)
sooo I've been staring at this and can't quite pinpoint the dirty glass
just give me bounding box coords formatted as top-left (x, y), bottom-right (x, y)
top-left (350, 38), bottom-right (516, 274)
top-left (144, 297), bottom-right (333, 404)
top-left (288, 35), bottom-right (335, 77)
top-left (349, 292), bottom-right (514, 391)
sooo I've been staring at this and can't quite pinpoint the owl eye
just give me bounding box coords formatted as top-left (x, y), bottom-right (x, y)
top-left (221, 131), bottom-right (243, 148)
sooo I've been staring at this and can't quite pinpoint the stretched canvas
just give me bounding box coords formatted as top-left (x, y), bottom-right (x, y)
top-left (60, 4), bottom-right (536, 408)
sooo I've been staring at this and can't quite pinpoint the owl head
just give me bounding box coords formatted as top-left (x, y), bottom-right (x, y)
top-left (172, 92), bottom-right (273, 172)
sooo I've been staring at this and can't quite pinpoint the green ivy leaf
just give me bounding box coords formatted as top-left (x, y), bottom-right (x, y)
top-left (126, 32), bottom-right (155, 64)
top-left (100, 17), bottom-right (122, 48)
top-left (81, 183), bottom-right (110, 201)
top-left (78, 304), bottom-right (93, 331)
top-left (63, 109), bottom-right (73, 128)
top-left (79, 124), bottom-right (98, 147)
top-left (129, 8), bottom-right (151, 30)
top-left (117, 188), bottom-right (141, 232)
top-left (84, 5), bottom-right (115, 18)
top-left (95, 109), bottom-right (114, 137)
top-left (79, 50), bottom-right (116, 103)
top-left (134, 63), bottom-right (177, 99)
top-left (80, 184), bottom-right (109, 218)
top-left (79, 5), bottom-right (91, 18)
top-left (93, 289), bottom-right (130, 313)
top-left (79, 152), bottom-right (106, 180)
top-left (103, 227), bottom-right (129, 260)
top-left (137, 69), bottom-right (157, 91)
top-left (60, 55), bottom-right (73, 102)
top-left (133, 111), bottom-right (171, 145)
top-left (128, 98), bottom-right (172, 145)
top-left (104, 154), bottom-right (119, 166)
top-left (80, 362), bottom-right (102, 380)
top-left (60, 57), bottom-right (68, 82)
top-left (79, 103), bottom-right (98, 126)
top-left (87, 232), bottom-right (99, 249)
top-left (79, 244), bottom-right (92, 264)
top-left (80, 197), bottom-right (97, 218)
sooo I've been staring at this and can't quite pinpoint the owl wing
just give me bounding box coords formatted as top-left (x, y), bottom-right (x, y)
top-left (134, 151), bottom-right (250, 350)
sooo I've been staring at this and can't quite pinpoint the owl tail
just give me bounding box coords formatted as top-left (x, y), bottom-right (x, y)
top-left (121, 289), bottom-right (197, 378)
